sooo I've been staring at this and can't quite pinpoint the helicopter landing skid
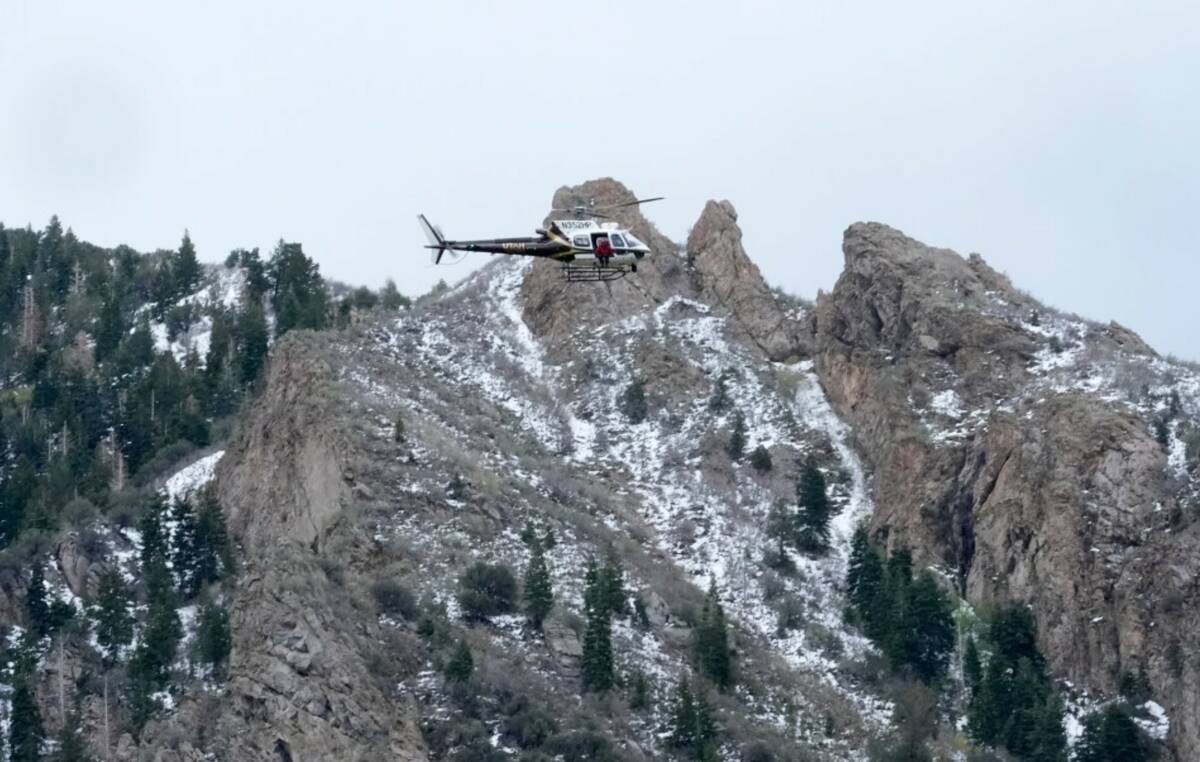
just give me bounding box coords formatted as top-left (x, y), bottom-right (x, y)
top-left (562, 263), bottom-right (636, 283)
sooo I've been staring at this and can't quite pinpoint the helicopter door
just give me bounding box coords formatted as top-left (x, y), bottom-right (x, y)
top-left (594, 235), bottom-right (614, 258)
top-left (609, 233), bottom-right (628, 249)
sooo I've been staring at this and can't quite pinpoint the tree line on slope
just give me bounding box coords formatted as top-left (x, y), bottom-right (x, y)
top-left (1, 218), bottom-right (416, 552)
top-left (432, 529), bottom-right (742, 761)
top-left (5, 486), bottom-right (234, 761)
top-left (846, 526), bottom-right (1157, 761)
top-left (0, 217), bottom-right (416, 760)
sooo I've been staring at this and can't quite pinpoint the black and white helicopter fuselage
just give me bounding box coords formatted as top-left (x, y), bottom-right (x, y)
top-left (418, 197), bottom-right (661, 282)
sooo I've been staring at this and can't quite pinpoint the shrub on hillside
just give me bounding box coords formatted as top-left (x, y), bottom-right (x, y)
top-left (370, 578), bottom-right (418, 619)
top-left (458, 562), bottom-right (517, 621)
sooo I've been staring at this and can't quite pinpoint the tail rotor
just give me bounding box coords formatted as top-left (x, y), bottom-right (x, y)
top-left (417, 214), bottom-right (465, 265)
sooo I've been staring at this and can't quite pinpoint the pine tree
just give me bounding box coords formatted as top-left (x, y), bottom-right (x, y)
top-left (9, 676), bottom-right (44, 762)
top-left (93, 568), bottom-right (134, 665)
top-left (629, 668), bottom-right (651, 711)
top-left (727, 410), bottom-right (747, 461)
top-left (583, 556), bottom-right (602, 616)
top-left (968, 605), bottom-right (1065, 761)
top-left (893, 572), bottom-right (954, 683)
top-left (964, 636), bottom-right (982, 692)
top-left (194, 489), bottom-right (232, 586)
top-left (989, 604), bottom-right (1045, 672)
top-left (599, 545), bottom-right (626, 618)
top-left (268, 241), bottom-right (329, 337)
top-left (581, 606), bottom-right (614, 693)
top-left (51, 710), bottom-right (92, 762)
top-left (669, 676), bottom-right (718, 760)
top-left (523, 538), bottom-right (554, 629)
top-left (632, 594), bottom-right (651, 630)
top-left (195, 598), bottom-right (232, 674)
top-left (764, 501), bottom-right (794, 571)
top-left (94, 289), bottom-right (124, 364)
top-left (519, 520), bottom-right (538, 546)
top-left (1118, 669), bottom-right (1152, 703)
top-left (691, 688), bottom-right (718, 761)
top-left (695, 581), bottom-right (732, 690)
top-left (856, 541), bottom-right (887, 639)
top-left (237, 300), bottom-right (269, 385)
top-left (846, 525), bottom-right (870, 603)
top-left (1028, 693), bottom-right (1067, 762)
top-left (669, 676), bottom-right (698, 750)
top-left (969, 655), bottom-right (1006, 745)
top-left (126, 650), bottom-right (160, 733)
top-left (26, 559), bottom-right (50, 636)
top-left (140, 494), bottom-right (168, 570)
top-left (445, 638), bottom-right (474, 683)
top-left (620, 379), bottom-right (648, 424)
top-left (173, 230), bottom-right (202, 299)
top-left (1153, 417), bottom-right (1170, 447)
top-left (380, 278), bottom-right (409, 310)
top-left (170, 496), bottom-right (200, 598)
top-left (137, 544), bottom-right (182, 690)
top-left (1075, 705), bottom-right (1150, 762)
top-left (750, 444), bottom-right (772, 472)
top-left (882, 547), bottom-right (915, 666)
top-left (795, 460), bottom-right (832, 553)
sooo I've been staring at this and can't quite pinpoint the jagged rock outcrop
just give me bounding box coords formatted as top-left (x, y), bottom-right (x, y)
top-left (521, 179), bottom-right (803, 362)
top-left (813, 222), bottom-right (1200, 759)
top-left (217, 337), bottom-right (352, 554)
top-left (135, 334), bottom-right (430, 761)
top-left (520, 178), bottom-right (690, 350)
top-left (686, 200), bottom-right (804, 361)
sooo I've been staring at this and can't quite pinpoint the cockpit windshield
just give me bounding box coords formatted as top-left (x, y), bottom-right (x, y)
top-left (623, 232), bottom-right (644, 248)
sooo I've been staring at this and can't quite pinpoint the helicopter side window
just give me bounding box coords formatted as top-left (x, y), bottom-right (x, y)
top-left (573, 235), bottom-right (590, 247)
top-left (610, 234), bottom-right (627, 248)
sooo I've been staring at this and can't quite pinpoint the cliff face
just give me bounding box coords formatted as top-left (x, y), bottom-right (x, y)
top-left (813, 222), bottom-right (1200, 758)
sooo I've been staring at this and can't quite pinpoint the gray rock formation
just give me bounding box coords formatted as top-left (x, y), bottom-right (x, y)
top-left (686, 199), bottom-right (804, 361)
top-left (813, 222), bottom-right (1200, 759)
top-left (521, 179), bottom-right (803, 363)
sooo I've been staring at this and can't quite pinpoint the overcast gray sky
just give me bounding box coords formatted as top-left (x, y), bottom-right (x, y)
top-left (2, 1), bottom-right (1197, 357)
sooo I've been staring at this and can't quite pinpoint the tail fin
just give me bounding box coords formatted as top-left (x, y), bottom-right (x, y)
top-left (417, 214), bottom-right (450, 264)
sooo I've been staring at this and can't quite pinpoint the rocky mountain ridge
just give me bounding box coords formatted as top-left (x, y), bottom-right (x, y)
top-left (813, 221), bottom-right (1200, 758)
top-left (4, 179), bottom-right (1196, 761)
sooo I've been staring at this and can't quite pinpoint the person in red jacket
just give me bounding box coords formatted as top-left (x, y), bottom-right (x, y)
top-left (595, 235), bottom-right (613, 265)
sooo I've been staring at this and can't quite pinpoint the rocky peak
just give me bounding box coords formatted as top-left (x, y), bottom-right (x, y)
top-left (520, 178), bottom-right (691, 351)
top-left (686, 199), bottom-right (804, 361)
top-left (821, 222), bottom-right (1034, 357)
top-left (522, 178), bottom-right (803, 362)
top-left (812, 221), bottom-right (1200, 759)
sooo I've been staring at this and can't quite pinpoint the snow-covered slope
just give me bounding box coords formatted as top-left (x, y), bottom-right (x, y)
top-left (327, 258), bottom-right (893, 758)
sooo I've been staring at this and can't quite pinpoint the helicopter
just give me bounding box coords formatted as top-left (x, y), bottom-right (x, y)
top-left (418, 197), bottom-right (663, 282)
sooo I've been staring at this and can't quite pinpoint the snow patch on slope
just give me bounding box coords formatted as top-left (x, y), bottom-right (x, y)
top-left (162, 451), bottom-right (224, 502)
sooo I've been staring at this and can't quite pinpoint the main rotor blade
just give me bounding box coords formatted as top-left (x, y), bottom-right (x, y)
top-left (548, 207), bottom-right (612, 219)
top-left (592, 196), bottom-right (664, 211)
